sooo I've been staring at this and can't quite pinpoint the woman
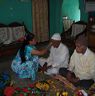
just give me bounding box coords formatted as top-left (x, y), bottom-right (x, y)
top-left (11, 33), bottom-right (48, 81)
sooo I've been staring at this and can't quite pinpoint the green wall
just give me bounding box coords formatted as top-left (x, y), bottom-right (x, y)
top-left (49, 0), bottom-right (88, 36)
top-left (79, 0), bottom-right (88, 22)
top-left (49, 0), bottom-right (63, 37)
top-left (0, 0), bottom-right (88, 37)
top-left (49, 0), bottom-right (80, 36)
top-left (0, 0), bottom-right (32, 32)
top-left (62, 0), bottom-right (80, 22)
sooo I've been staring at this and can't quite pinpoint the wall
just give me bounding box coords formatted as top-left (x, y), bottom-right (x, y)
top-left (49, 0), bottom-right (88, 36)
top-left (79, 0), bottom-right (88, 22)
top-left (49, 0), bottom-right (63, 37)
top-left (0, 0), bottom-right (32, 32)
top-left (62, 0), bottom-right (80, 22)
top-left (0, 0), bottom-right (88, 37)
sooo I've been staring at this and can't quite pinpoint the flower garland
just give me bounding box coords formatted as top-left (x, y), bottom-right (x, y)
top-left (4, 79), bottom-right (71, 96)
top-left (1, 71), bottom-right (92, 96)
top-left (4, 83), bottom-right (48, 96)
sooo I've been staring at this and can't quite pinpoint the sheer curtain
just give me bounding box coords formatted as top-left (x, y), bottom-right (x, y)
top-left (32, 0), bottom-right (49, 42)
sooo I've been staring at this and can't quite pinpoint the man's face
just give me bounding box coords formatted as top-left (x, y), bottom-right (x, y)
top-left (75, 42), bottom-right (86, 54)
top-left (51, 39), bottom-right (61, 48)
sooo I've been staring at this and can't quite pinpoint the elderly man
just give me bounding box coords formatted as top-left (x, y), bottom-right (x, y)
top-left (39, 33), bottom-right (69, 75)
top-left (60, 33), bottom-right (95, 89)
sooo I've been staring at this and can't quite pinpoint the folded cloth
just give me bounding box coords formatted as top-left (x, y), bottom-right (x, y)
top-left (44, 67), bottom-right (59, 75)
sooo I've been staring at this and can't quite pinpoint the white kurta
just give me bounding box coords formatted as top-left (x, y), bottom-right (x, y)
top-left (68, 48), bottom-right (95, 80)
top-left (39, 43), bottom-right (69, 75)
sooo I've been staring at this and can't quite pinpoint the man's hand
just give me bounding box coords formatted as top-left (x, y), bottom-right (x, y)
top-left (66, 71), bottom-right (80, 83)
top-left (47, 65), bottom-right (52, 69)
top-left (41, 62), bottom-right (48, 73)
top-left (72, 77), bottom-right (80, 83)
top-left (40, 63), bottom-right (52, 73)
top-left (43, 62), bottom-right (47, 67)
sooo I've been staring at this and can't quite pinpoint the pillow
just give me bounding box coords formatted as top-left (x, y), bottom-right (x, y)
top-left (0, 27), bottom-right (8, 43)
top-left (71, 24), bottom-right (86, 37)
top-left (4, 26), bottom-right (25, 44)
top-left (4, 27), bottom-right (15, 44)
top-left (12, 26), bottom-right (25, 41)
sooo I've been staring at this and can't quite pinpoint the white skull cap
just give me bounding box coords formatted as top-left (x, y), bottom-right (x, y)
top-left (51, 33), bottom-right (61, 40)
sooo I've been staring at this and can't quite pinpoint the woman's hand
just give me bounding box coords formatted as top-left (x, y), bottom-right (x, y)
top-left (47, 65), bottom-right (52, 69)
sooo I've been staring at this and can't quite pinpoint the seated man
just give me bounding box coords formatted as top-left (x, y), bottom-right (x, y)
top-left (39, 33), bottom-right (69, 75)
top-left (59, 33), bottom-right (95, 89)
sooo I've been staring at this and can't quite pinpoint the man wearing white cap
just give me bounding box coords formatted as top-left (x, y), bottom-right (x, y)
top-left (39, 33), bottom-right (69, 75)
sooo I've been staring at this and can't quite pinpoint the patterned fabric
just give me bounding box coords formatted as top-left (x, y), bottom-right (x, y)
top-left (12, 26), bottom-right (25, 41)
top-left (63, 19), bottom-right (73, 31)
top-left (4, 26), bottom-right (25, 44)
top-left (32, 0), bottom-right (49, 42)
top-left (11, 45), bottom-right (39, 81)
top-left (71, 24), bottom-right (86, 37)
top-left (6, 27), bottom-right (14, 44)
top-left (0, 27), bottom-right (8, 43)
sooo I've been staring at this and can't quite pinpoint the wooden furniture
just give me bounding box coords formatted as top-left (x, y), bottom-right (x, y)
top-left (0, 42), bottom-right (22, 58)
top-left (87, 13), bottom-right (95, 51)
top-left (88, 32), bottom-right (95, 48)
top-left (87, 28), bottom-right (95, 51)
top-left (0, 22), bottom-right (27, 58)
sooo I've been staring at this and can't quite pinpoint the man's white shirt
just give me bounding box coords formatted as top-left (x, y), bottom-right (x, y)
top-left (39, 43), bottom-right (69, 75)
top-left (68, 48), bottom-right (95, 80)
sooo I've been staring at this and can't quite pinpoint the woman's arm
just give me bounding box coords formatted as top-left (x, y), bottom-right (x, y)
top-left (31, 42), bottom-right (52, 56)
top-left (31, 48), bottom-right (48, 56)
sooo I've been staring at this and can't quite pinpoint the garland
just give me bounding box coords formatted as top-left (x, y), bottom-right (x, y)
top-left (4, 84), bottom-right (42, 96)
top-left (1, 72), bottom-right (94, 96)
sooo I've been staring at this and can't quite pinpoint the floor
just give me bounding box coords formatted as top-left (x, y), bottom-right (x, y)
top-left (0, 55), bottom-right (13, 76)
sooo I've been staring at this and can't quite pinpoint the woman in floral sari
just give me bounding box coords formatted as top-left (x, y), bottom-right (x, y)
top-left (11, 33), bottom-right (48, 81)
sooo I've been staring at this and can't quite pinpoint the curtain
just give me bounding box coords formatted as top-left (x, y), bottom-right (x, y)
top-left (32, 0), bottom-right (49, 42)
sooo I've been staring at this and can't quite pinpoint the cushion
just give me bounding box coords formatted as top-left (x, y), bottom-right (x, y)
top-left (4, 27), bottom-right (14, 44)
top-left (0, 27), bottom-right (8, 43)
top-left (12, 26), bottom-right (25, 41)
top-left (71, 24), bottom-right (86, 37)
top-left (4, 26), bottom-right (25, 44)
